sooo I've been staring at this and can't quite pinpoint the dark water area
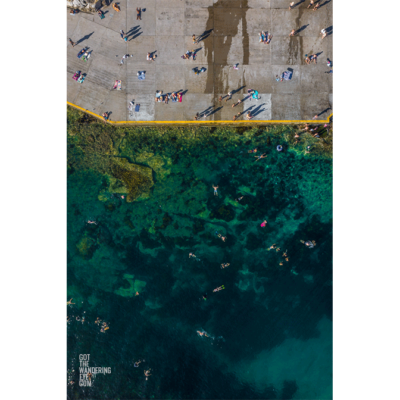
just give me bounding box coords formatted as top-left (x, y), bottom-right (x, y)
top-left (67, 121), bottom-right (332, 399)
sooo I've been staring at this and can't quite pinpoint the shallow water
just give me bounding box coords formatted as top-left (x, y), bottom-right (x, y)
top-left (67, 123), bottom-right (332, 399)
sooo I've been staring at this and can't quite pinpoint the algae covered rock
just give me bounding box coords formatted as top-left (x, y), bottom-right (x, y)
top-left (110, 158), bottom-right (154, 202)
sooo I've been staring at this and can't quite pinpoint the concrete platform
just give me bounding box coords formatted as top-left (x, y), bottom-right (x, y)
top-left (67, 0), bottom-right (333, 123)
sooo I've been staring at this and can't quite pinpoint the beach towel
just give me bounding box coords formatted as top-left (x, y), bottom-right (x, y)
top-left (135, 104), bottom-right (140, 112)
top-left (282, 71), bottom-right (292, 81)
top-left (138, 72), bottom-right (145, 80)
top-left (78, 74), bottom-right (86, 83)
top-left (252, 90), bottom-right (259, 99)
top-left (178, 93), bottom-right (182, 103)
top-left (113, 80), bottom-right (122, 90)
top-left (72, 71), bottom-right (80, 81)
top-left (77, 49), bottom-right (85, 59)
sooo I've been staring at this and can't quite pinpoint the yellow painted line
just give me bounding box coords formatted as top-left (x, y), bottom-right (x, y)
top-left (67, 102), bottom-right (332, 124)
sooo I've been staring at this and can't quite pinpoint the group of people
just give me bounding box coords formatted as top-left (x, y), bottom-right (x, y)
top-left (155, 90), bottom-right (183, 104)
top-left (258, 31), bottom-right (272, 44)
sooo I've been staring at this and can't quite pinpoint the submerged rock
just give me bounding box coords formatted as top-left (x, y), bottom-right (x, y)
top-left (110, 158), bottom-right (154, 202)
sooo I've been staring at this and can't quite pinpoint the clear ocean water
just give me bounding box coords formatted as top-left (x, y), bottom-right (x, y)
top-left (67, 121), bottom-right (332, 399)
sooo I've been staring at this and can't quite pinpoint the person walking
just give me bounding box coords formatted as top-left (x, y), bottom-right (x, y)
top-left (120, 30), bottom-right (127, 41)
top-left (69, 38), bottom-right (77, 47)
top-left (289, 2), bottom-right (294, 10)
top-left (320, 28), bottom-right (327, 39)
top-left (225, 92), bottom-right (232, 102)
top-left (313, 2), bottom-right (320, 10)
top-left (307, 0), bottom-right (314, 8)
top-left (289, 29), bottom-right (296, 37)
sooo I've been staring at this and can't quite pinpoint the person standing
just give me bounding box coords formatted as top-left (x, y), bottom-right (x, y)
top-left (137, 8), bottom-right (141, 20)
top-left (307, 0), bottom-right (314, 8)
top-left (120, 30), bottom-right (127, 41)
top-left (289, 2), bottom-right (294, 10)
top-left (320, 29), bottom-right (327, 39)
top-left (69, 38), bottom-right (77, 47)
top-left (289, 29), bottom-right (296, 37)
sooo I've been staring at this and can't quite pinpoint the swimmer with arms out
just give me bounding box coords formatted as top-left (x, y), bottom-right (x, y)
top-left (144, 369), bottom-right (152, 380)
top-left (255, 153), bottom-right (267, 161)
top-left (213, 285), bottom-right (225, 292)
top-left (134, 359), bottom-right (145, 367)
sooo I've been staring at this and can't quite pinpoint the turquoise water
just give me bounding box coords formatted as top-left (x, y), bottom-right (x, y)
top-left (67, 124), bottom-right (332, 399)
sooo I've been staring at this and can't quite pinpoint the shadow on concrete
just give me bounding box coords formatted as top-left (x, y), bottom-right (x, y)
top-left (208, 106), bottom-right (223, 116)
top-left (197, 29), bottom-right (213, 43)
top-left (130, 32), bottom-right (142, 41)
top-left (127, 26), bottom-right (142, 41)
top-left (318, 107), bottom-right (331, 117)
top-left (251, 103), bottom-right (266, 117)
top-left (232, 85), bottom-right (246, 95)
top-left (77, 32), bottom-right (94, 45)
top-left (320, 0), bottom-right (332, 8)
top-left (295, 24), bottom-right (309, 34)
top-left (200, 106), bottom-right (214, 117)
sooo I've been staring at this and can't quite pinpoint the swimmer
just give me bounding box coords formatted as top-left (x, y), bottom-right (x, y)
top-left (221, 236), bottom-right (227, 242)
top-left (267, 244), bottom-right (276, 251)
top-left (67, 298), bottom-right (75, 305)
top-left (248, 148), bottom-right (258, 153)
top-left (213, 185), bottom-right (219, 196)
top-left (144, 369), bottom-right (152, 380)
top-left (276, 247), bottom-right (281, 252)
top-left (134, 360), bottom-right (143, 367)
top-left (76, 316), bottom-right (81, 321)
top-left (87, 220), bottom-right (97, 224)
top-left (67, 316), bottom-right (70, 322)
top-left (82, 316), bottom-right (85, 323)
top-left (95, 317), bottom-right (101, 325)
top-left (282, 250), bottom-right (288, 257)
top-left (197, 330), bottom-right (210, 337)
top-left (255, 153), bottom-right (267, 161)
top-left (236, 196), bottom-right (244, 202)
top-left (135, 291), bottom-right (139, 296)
top-left (291, 269), bottom-right (299, 275)
top-left (189, 253), bottom-right (197, 258)
top-left (260, 220), bottom-right (267, 227)
top-left (285, 257), bottom-right (289, 262)
top-left (279, 262), bottom-right (283, 266)
top-left (221, 263), bottom-right (230, 269)
top-left (202, 293), bottom-right (208, 300)
top-left (213, 285), bottom-right (225, 292)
